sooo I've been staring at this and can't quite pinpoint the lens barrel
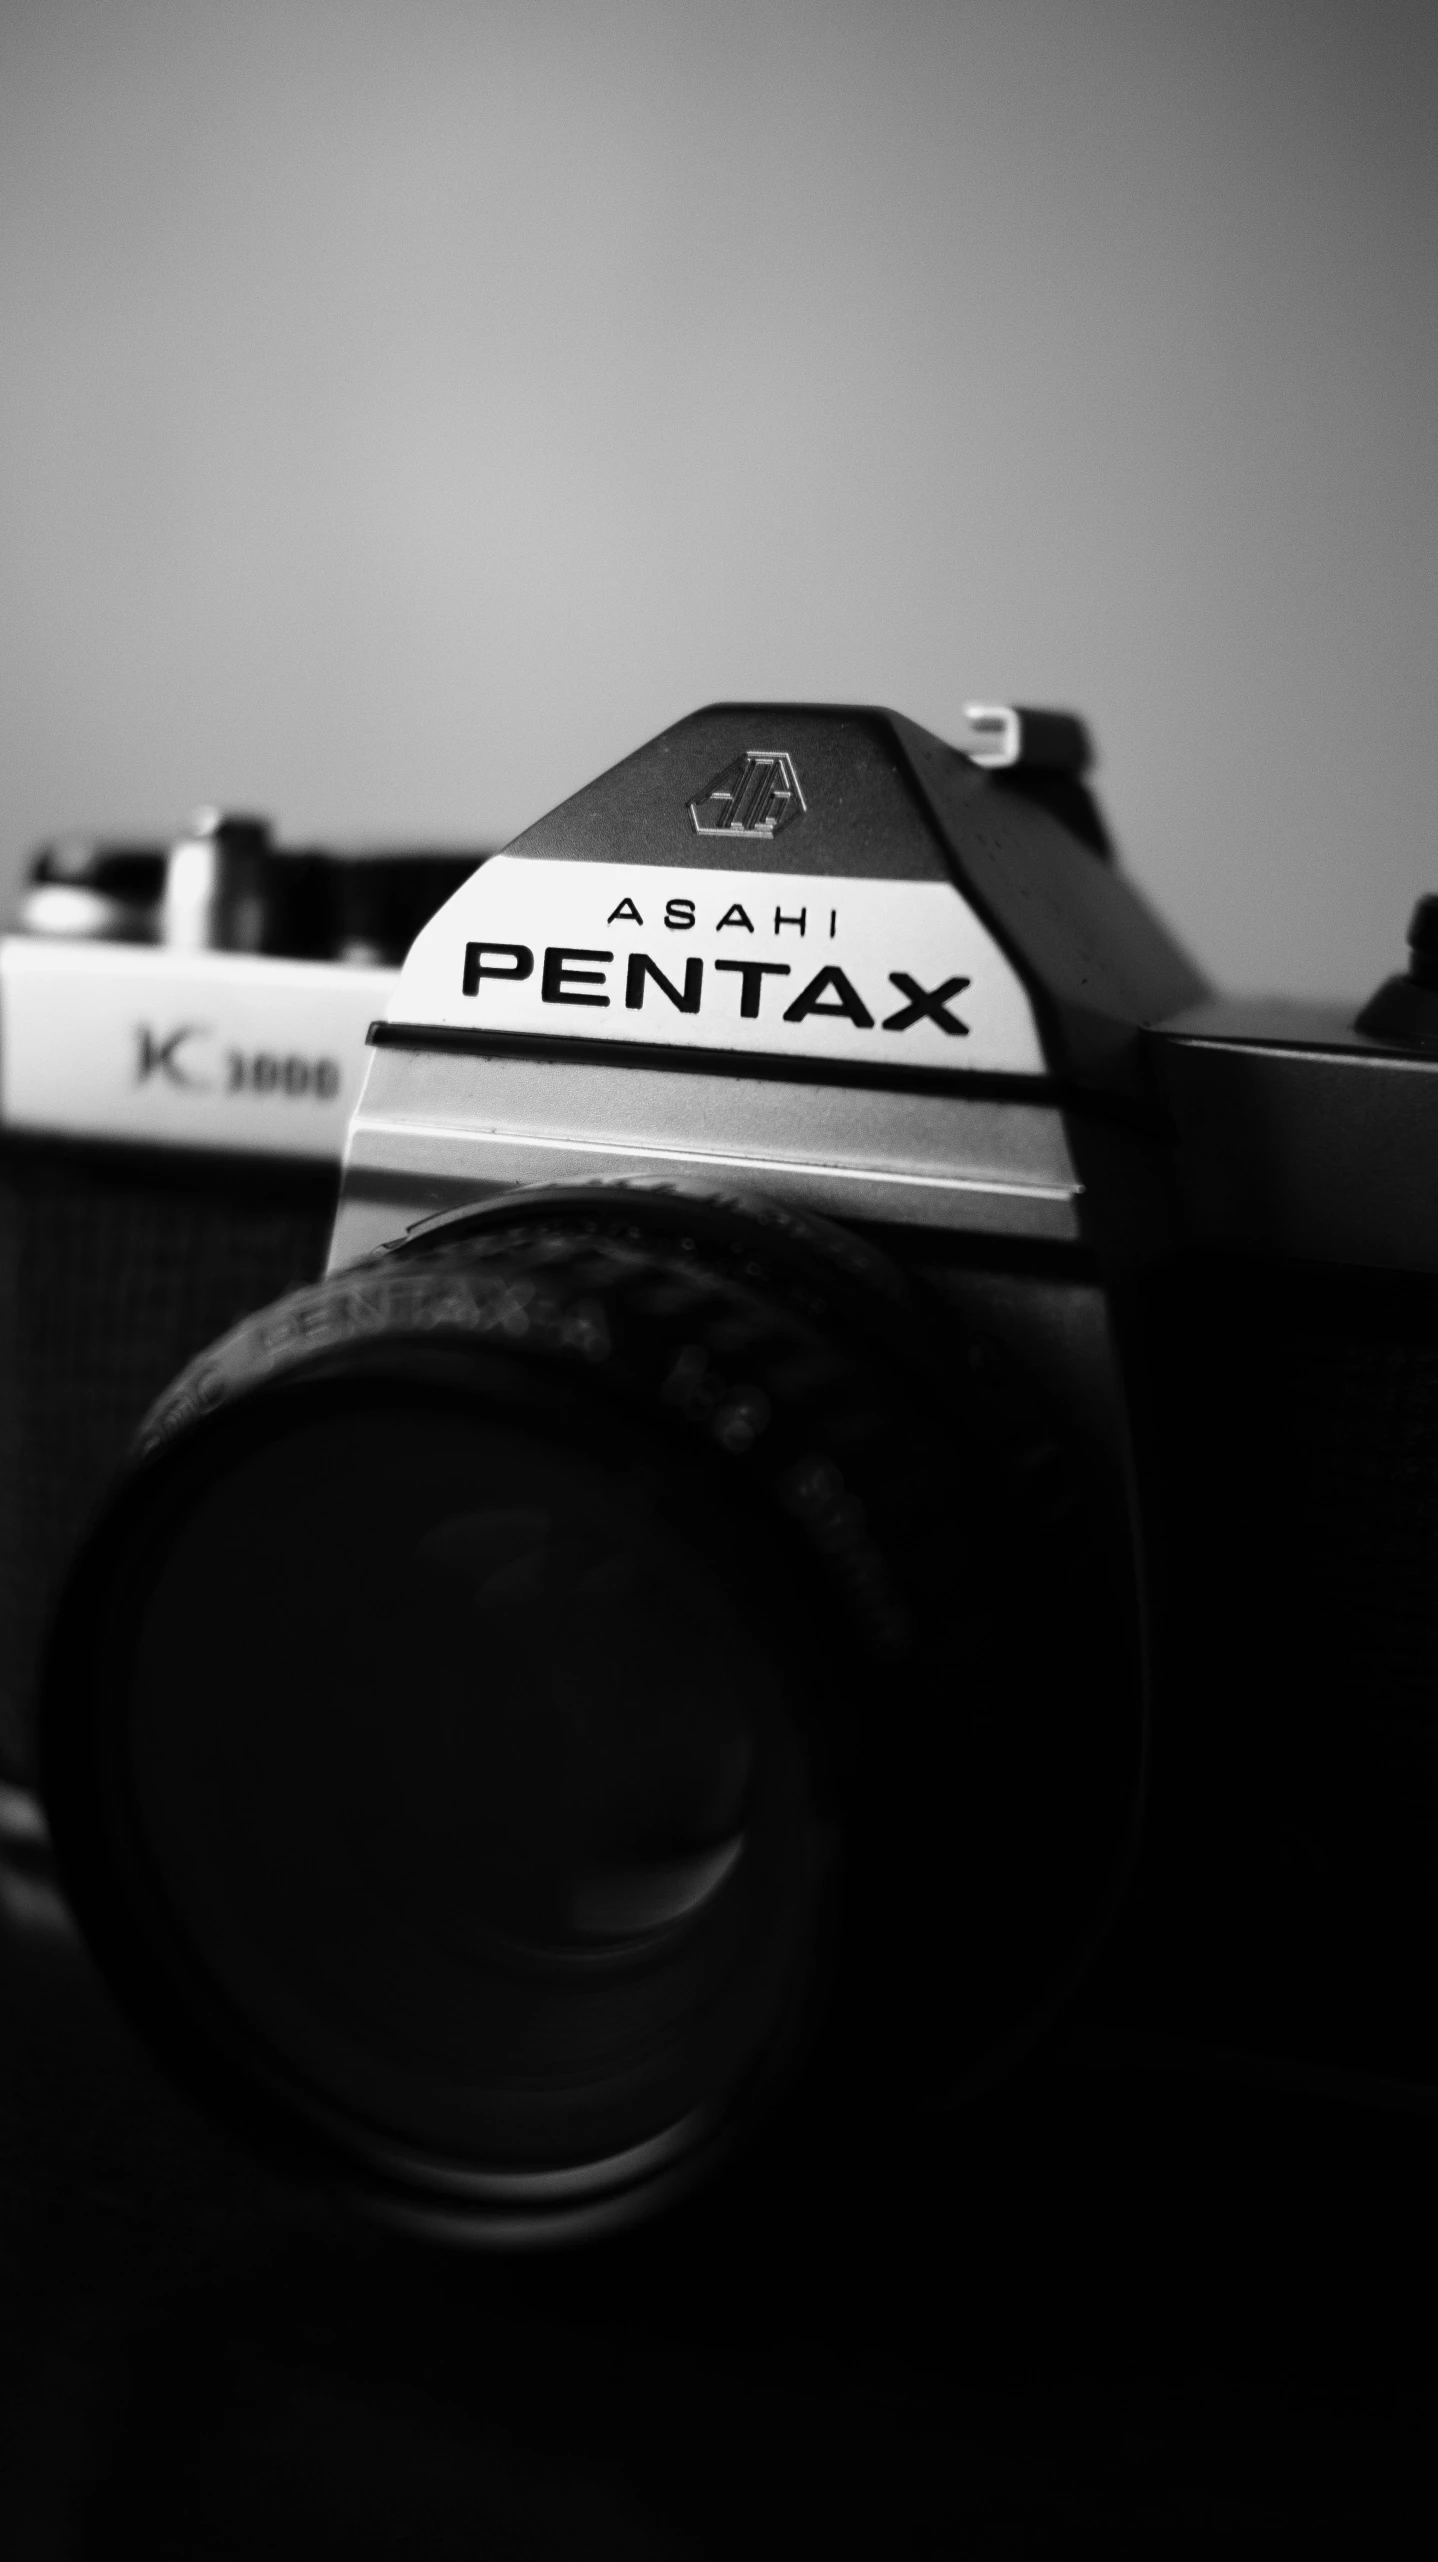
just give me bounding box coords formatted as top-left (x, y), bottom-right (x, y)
top-left (38, 1187), bottom-right (1143, 2245)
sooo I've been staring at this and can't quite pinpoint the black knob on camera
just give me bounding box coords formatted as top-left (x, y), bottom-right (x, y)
top-left (16, 837), bottom-right (168, 943)
top-left (1353, 896), bottom-right (1438, 1048)
top-left (159, 808), bottom-right (273, 953)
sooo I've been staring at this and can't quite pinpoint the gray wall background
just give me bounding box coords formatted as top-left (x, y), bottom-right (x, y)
top-left (1, 0), bottom-right (1433, 1000)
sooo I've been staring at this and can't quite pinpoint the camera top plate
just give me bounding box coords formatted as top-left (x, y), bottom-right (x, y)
top-left (0, 830), bottom-right (486, 1166)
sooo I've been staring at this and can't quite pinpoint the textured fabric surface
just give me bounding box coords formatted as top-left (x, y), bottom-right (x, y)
top-left (2, 1908), bottom-right (1436, 2558)
top-left (0, 1142), bottom-right (334, 1777)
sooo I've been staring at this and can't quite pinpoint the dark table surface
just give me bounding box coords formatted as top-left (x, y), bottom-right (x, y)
top-left (4, 1865), bottom-right (1437, 2560)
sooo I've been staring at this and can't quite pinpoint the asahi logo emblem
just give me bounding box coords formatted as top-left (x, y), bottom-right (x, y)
top-left (689, 750), bottom-right (806, 841)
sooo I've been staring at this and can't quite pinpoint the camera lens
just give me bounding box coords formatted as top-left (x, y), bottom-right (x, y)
top-left (39, 1187), bottom-right (1143, 2242)
top-left (123, 1396), bottom-right (821, 2188)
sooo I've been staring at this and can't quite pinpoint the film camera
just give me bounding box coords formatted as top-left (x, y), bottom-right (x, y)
top-left (9, 706), bottom-right (1438, 2251)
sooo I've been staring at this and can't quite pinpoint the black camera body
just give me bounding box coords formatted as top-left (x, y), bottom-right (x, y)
top-left (14, 706), bottom-right (1438, 2248)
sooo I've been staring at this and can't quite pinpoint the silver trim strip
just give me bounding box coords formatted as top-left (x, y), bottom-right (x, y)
top-left (352, 1115), bottom-right (1081, 1206)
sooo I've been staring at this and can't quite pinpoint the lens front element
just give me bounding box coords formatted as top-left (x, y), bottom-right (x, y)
top-left (128, 1401), bottom-right (818, 2196)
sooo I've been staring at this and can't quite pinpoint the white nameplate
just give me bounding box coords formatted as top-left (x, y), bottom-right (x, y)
top-left (0, 938), bottom-right (395, 1157)
top-left (395, 857), bottom-right (1046, 1075)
